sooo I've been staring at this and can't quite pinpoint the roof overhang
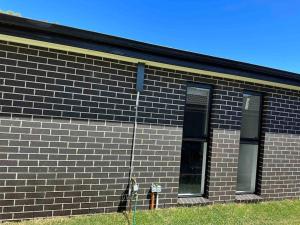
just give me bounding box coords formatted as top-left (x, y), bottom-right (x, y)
top-left (0, 14), bottom-right (299, 91)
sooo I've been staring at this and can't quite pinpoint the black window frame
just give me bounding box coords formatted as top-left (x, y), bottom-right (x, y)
top-left (182, 82), bottom-right (212, 142)
top-left (237, 90), bottom-right (263, 194)
top-left (240, 91), bottom-right (263, 145)
top-left (178, 82), bottom-right (213, 197)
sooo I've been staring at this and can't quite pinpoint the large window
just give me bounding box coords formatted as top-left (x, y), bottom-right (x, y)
top-left (237, 92), bottom-right (262, 193)
top-left (179, 84), bottom-right (211, 196)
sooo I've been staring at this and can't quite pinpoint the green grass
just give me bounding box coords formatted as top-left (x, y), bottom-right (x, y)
top-left (5, 200), bottom-right (300, 225)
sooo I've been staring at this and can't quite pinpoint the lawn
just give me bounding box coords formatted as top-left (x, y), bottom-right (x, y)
top-left (4, 200), bottom-right (300, 225)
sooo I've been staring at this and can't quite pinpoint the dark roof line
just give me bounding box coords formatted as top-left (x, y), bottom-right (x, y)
top-left (0, 14), bottom-right (299, 87)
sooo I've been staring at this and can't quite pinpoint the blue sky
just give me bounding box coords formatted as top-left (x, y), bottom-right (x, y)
top-left (1, 0), bottom-right (300, 73)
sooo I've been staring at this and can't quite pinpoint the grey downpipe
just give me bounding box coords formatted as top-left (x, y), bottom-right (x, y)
top-left (128, 90), bottom-right (140, 197)
top-left (128, 63), bottom-right (145, 199)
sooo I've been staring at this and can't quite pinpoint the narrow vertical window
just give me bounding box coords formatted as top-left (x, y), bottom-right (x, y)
top-left (237, 92), bottom-right (262, 193)
top-left (179, 84), bottom-right (211, 196)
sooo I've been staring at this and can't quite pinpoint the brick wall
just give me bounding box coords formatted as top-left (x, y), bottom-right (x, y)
top-left (205, 80), bottom-right (242, 202)
top-left (0, 41), bottom-right (184, 221)
top-left (258, 90), bottom-right (300, 199)
top-left (207, 129), bottom-right (240, 202)
top-left (0, 40), bottom-right (299, 221)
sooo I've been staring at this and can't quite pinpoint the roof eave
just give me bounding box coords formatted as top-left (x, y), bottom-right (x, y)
top-left (0, 13), bottom-right (299, 87)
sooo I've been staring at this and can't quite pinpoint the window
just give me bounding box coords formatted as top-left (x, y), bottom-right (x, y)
top-left (179, 84), bottom-right (211, 196)
top-left (237, 92), bottom-right (262, 193)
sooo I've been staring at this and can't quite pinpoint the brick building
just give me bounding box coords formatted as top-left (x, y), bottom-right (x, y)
top-left (0, 14), bottom-right (299, 221)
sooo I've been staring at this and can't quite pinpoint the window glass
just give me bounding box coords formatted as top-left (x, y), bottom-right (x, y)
top-left (240, 94), bottom-right (261, 139)
top-left (237, 144), bottom-right (258, 192)
top-left (179, 85), bottom-right (211, 196)
top-left (237, 92), bottom-right (262, 194)
top-left (179, 142), bottom-right (207, 195)
top-left (183, 87), bottom-right (210, 139)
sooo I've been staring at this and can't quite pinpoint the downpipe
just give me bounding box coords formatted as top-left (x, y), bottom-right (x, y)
top-left (127, 63), bottom-right (144, 224)
top-left (128, 90), bottom-right (140, 197)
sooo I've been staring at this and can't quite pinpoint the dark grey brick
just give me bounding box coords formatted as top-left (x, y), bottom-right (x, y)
top-left (0, 38), bottom-right (299, 223)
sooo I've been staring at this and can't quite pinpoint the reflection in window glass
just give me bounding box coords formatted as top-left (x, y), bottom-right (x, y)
top-left (240, 94), bottom-right (261, 139)
top-left (179, 85), bottom-right (211, 196)
top-left (179, 142), bottom-right (207, 195)
top-left (237, 92), bottom-right (262, 194)
top-left (237, 144), bottom-right (258, 193)
top-left (183, 87), bottom-right (210, 139)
